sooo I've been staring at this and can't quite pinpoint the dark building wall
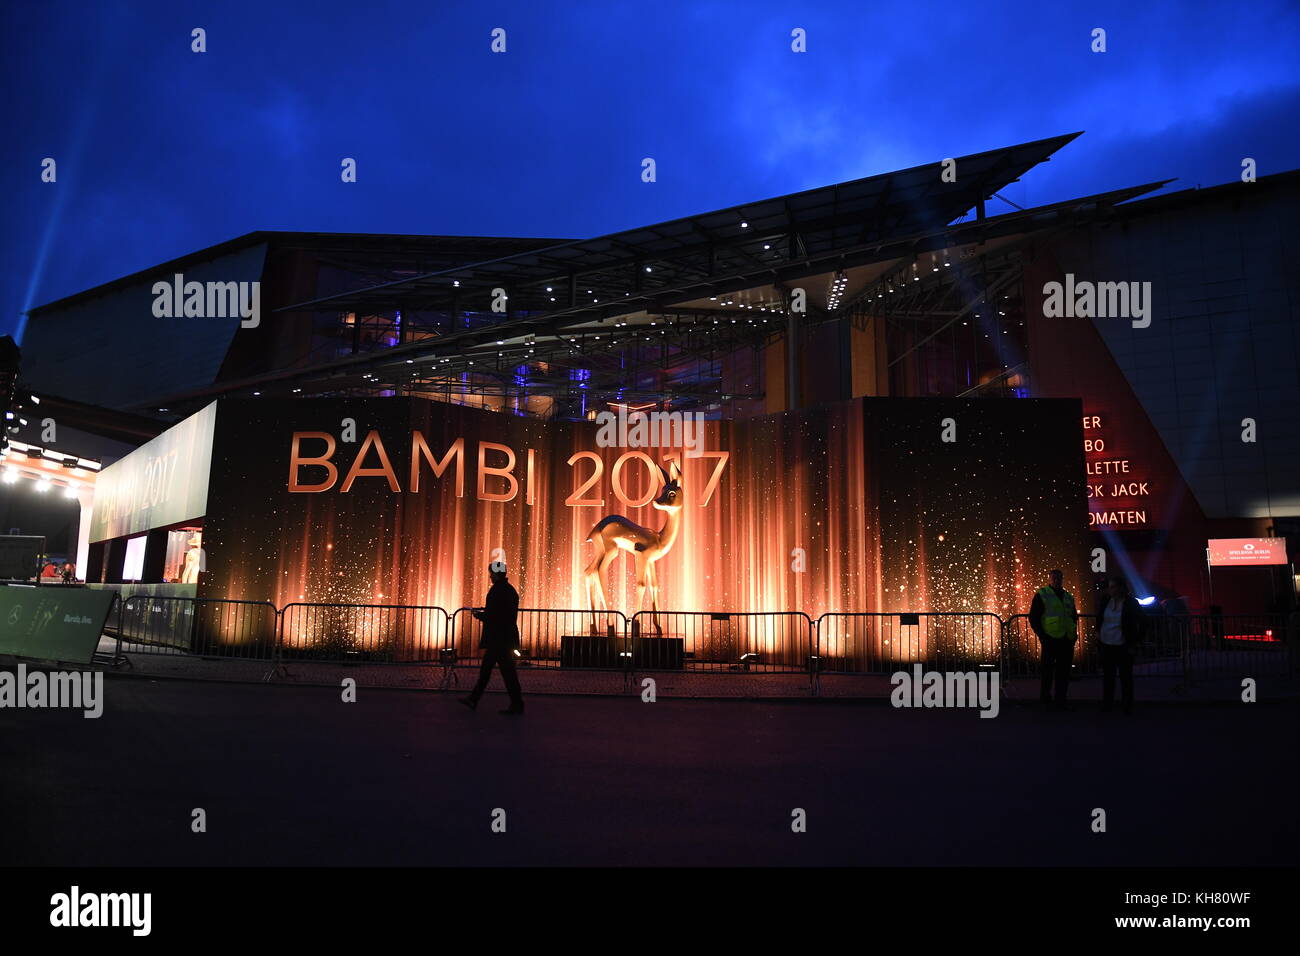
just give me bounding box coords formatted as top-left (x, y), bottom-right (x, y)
top-left (1044, 177), bottom-right (1300, 522)
top-left (217, 246), bottom-right (322, 380)
top-left (20, 243), bottom-right (268, 411)
top-left (1025, 177), bottom-right (1299, 613)
top-left (1025, 241), bottom-right (1219, 609)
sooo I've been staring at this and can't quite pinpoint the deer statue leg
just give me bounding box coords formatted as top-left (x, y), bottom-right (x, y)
top-left (584, 539), bottom-right (612, 635)
top-left (633, 552), bottom-right (649, 636)
top-left (647, 561), bottom-right (664, 635)
top-left (596, 549), bottom-right (618, 635)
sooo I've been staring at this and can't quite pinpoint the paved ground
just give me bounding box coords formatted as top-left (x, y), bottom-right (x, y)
top-left (1, 675), bottom-right (1296, 866)
top-left (90, 634), bottom-right (1298, 700)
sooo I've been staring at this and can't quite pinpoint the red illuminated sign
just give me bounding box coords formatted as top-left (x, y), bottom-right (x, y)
top-left (1207, 538), bottom-right (1288, 567)
top-left (1083, 414), bottom-right (1151, 528)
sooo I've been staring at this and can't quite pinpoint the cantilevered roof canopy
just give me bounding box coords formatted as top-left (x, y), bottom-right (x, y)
top-left (147, 177), bottom-right (1168, 418)
top-left (40, 130), bottom-right (1179, 420)
top-left (277, 132), bottom-right (1084, 322)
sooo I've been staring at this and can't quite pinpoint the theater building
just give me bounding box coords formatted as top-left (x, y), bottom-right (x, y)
top-left (5, 132), bottom-right (1297, 615)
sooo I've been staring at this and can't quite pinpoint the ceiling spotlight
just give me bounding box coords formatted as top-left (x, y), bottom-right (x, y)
top-left (740, 221), bottom-right (748, 228)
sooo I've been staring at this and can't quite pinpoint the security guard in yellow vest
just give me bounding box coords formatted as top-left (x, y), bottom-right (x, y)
top-left (1029, 569), bottom-right (1078, 710)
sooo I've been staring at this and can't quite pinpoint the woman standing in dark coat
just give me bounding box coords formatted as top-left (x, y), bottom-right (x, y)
top-left (1097, 576), bottom-right (1144, 714)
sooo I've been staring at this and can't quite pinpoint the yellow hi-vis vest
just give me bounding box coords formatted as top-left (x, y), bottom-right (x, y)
top-left (1037, 586), bottom-right (1077, 639)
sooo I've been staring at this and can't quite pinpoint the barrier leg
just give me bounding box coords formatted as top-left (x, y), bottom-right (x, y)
top-left (263, 609), bottom-right (289, 682)
top-left (439, 652), bottom-right (459, 690)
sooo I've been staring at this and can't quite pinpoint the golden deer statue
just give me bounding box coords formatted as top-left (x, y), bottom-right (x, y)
top-left (583, 460), bottom-right (682, 636)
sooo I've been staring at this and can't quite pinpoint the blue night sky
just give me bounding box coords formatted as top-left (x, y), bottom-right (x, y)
top-left (3, 0), bottom-right (1298, 340)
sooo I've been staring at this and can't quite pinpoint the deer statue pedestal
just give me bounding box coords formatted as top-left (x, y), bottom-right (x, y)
top-left (631, 635), bottom-right (685, 670)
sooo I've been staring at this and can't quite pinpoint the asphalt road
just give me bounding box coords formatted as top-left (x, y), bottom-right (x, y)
top-left (1, 676), bottom-right (1295, 866)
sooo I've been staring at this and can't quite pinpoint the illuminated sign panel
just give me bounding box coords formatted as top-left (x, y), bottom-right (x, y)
top-left (198, 397), bottom-right (1092, 621)
top-left (1207, 538), bottom-right (1288, 566)
top-left (0, 587), bottom-right (119, 663)
top-left (122, 535), bottom-right (148, 581)
top-left (89, 402), bottom-right (217, 543)
top-left (1082, 414), bottom-right (1152, 528)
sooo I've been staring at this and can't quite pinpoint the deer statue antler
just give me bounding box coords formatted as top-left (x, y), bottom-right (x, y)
top-left (583, 459), bottom-right (683, 636)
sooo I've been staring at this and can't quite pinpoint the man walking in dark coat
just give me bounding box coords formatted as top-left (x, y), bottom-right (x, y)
top-left (460, 560), bottom-right (525, 715)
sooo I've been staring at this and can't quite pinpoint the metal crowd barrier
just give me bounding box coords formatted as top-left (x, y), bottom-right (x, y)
top-left (82, 596), bottom-right (1297, 695)
top-left (626, 610), bottom-right (815, 676)
top-left (89, 592), bottom-right (127, 668)
top-left (814, 612), bottom-right (1002, 676)
top-left (277, 603), bottom-right (452, 663)
top-left (107, 595), bottom-right (278, 661)
top-left (451, 607), bottom-right (632, 670)
top-left (1000, 613), bottom-right (1102, 679)
top-left (1000, 612), bottom-right (1295, 686)
top-left (1168, 613), bottom-right (1294, 681)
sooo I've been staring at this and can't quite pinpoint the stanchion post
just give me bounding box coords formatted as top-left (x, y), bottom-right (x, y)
top-left (264, 604), bottom-right (288, 682)
top-left (809, 614), bottom-right (820, 697)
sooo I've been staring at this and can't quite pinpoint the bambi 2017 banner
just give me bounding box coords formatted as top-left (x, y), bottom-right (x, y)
top-left (198, 396), bottom-right (1091, 622)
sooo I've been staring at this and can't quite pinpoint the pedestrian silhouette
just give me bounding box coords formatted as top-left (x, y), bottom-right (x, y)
top-left (1097, 575), bottom-right (1143, 714)
top-left (460, 560), bottom-right (525, 715)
